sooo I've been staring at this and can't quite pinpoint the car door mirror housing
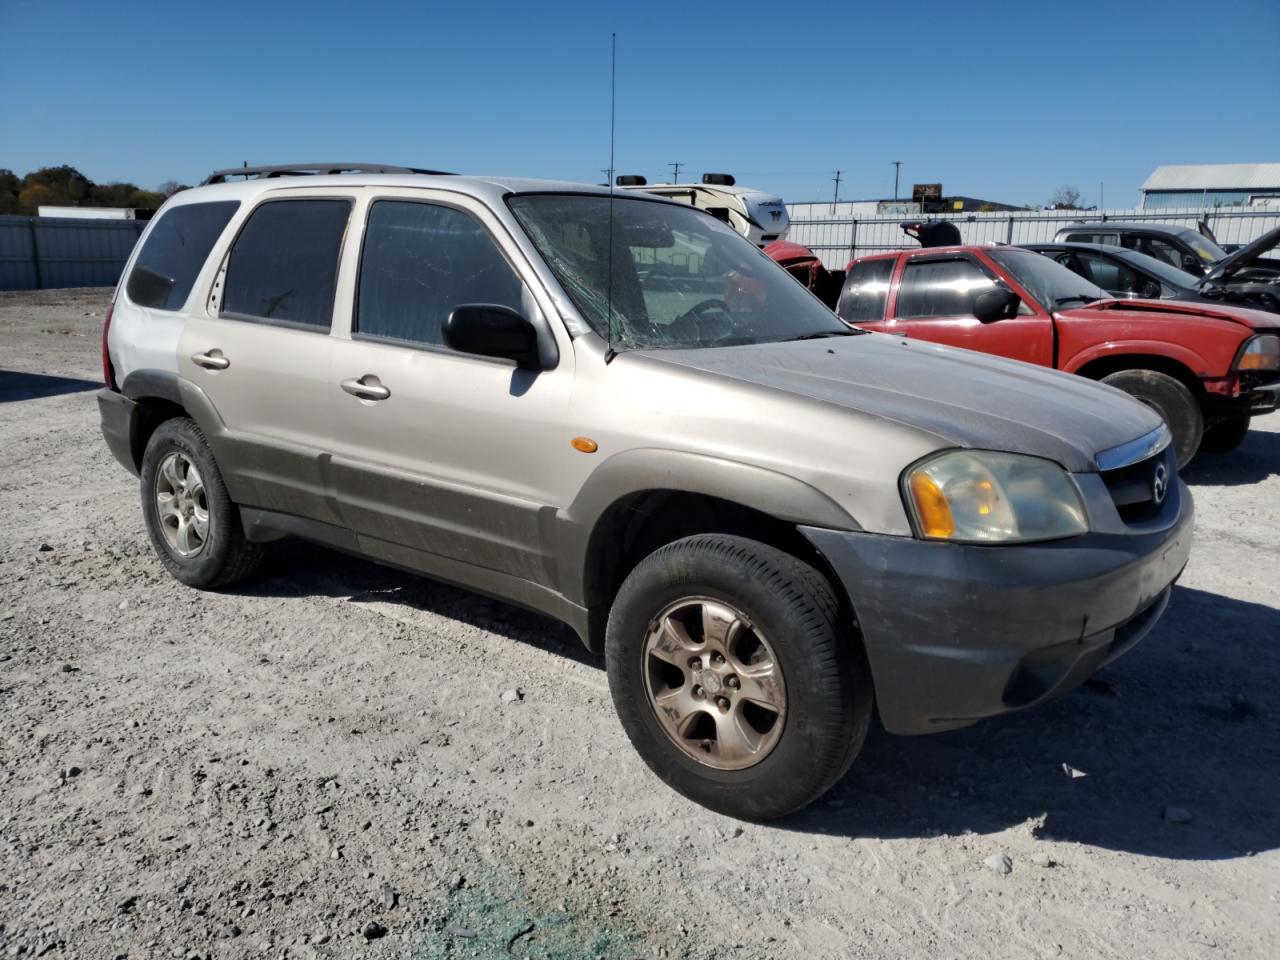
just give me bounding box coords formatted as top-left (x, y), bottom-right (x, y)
top-left (444, 304), bottom-right (543, 370)
top-left (973, 288), bottom-right (1020, 323)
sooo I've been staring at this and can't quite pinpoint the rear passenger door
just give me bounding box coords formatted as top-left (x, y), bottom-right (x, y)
top-left (887, 254), bottom-right (1053, 366)
top-left (178, 192), bottom-right (355, 526)
top-left (324, 193), bottom-right (573, 587)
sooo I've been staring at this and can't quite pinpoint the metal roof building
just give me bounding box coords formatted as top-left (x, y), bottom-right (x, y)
top-left (1141, 163), bottom-right (1280, 209)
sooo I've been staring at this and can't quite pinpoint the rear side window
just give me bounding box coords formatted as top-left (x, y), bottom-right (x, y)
top-left (836, 259), bottom-right (894, 323)
top-left (356, 200), bottom-right (524, 346)
top-left (222, 199), bottom-right (351, 329)
top-left (126, 201), bottom-right (239, 311)
top-left (895, 258), bottom-right (995, 319)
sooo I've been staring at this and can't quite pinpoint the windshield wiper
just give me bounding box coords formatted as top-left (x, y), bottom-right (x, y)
top-left (1055, 294), bottom-right (1097, 306)
top-left (787, 329), bottom-right (861, 341)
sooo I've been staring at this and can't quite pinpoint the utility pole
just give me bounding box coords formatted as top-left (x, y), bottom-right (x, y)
top-left (831, 170), bottom-right (842, 213)
top-left (892, 160), bottom-right (902, 201)
top-left (602, 168), bottom-right (614, 186)
top-left (668, 161), bottom-right (683, 184)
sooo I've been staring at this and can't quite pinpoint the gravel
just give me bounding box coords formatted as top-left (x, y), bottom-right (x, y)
top-left (2, 288), bottom-right (1279, 959)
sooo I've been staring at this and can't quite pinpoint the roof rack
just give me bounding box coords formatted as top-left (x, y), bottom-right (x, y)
top-left (200, 163), bottom-right (453, 185)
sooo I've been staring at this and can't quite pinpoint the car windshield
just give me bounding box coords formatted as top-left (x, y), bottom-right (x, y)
top-left (1113, 248), bottom-right (1199, 287)
top-left (1185, 231), bottom-right (1226, 263)
top-left (508, 194), bottom-right (852, 350)
top-left (988, 247), bottom-right (1107, 308)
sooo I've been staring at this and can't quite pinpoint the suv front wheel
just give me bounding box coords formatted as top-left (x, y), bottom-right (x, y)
top-left (605, 534), bottom-right (872, 820)
top-left (140, 418), bottom-right (263, 589)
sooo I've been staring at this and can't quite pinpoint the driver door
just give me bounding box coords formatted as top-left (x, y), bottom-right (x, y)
top-left (887, 254), bottom-right (1053, 366)
top-left (324, 192), bottom-right (574, 588)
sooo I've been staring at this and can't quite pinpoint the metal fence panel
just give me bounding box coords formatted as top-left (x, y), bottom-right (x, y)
top-left (0, 216), bottom-right (145, 292)
top-left (784, 206), bottom-right (1280, 270)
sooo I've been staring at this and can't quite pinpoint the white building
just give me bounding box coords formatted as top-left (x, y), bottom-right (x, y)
top-left (1140, 163), bottom-right (1280, 210)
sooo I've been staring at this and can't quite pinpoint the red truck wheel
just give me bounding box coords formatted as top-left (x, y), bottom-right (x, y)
top-left (1101, 369), bottom-right (1203, 468)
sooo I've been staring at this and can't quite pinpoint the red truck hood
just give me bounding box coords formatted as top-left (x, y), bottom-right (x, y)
top-left (764, 239), bottom-right (822, 267)
top-left (1074, 297), bottom-right (1278, 331)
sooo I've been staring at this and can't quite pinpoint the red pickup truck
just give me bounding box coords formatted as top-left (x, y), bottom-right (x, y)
top-left (771, 241), bottom-right (1280, 466)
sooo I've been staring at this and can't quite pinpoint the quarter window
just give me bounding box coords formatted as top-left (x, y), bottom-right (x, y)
top-left (895, 259), bottom-right (994, 319)
top-left (222, 199), bottom-right (351, 329)
top-left (356, 200), bottom-right (524, 346)
top-left (126, 201), bottom-right (239, 311)
top-left (836, 259), bottom-right (894, 323)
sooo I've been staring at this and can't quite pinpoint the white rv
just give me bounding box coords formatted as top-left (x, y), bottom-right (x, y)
top-left (617, 174), bottom-right (790, 247)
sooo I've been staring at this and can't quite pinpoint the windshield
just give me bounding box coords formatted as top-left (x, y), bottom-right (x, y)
top-left (1115, 248), bottom-right (1199, 287)
top-left (1185, 232), bottom-right (1226, 263)
top-left (508, 194), bottom-right (850, 350)
top-left (988, 247), bottom-right (1107, 308)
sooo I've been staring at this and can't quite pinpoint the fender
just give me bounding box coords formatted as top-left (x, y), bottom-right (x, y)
top-left (1062, 339), bottom-right (1214, 378)
top-left (121, 369), bottom-right (183, 406)
top-left (557, 447), bottom-right (860, 608)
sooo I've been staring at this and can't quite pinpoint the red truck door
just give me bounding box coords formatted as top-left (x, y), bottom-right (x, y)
top-left (885, 253), bottom-right (1054, 367)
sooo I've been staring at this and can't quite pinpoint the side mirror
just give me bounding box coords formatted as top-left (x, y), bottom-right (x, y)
top-left (1139, 280), bottom-right (1162, 299)
top-left (1181, 254), bottom-right (1200, 272)
top-left (444, 304), bottom-right (542, 370)
top-left (973, 287), bottom-right (1020, 323)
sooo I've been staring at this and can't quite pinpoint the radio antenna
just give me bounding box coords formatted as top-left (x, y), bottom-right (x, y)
top-left (604, 31), bottom-right (618, 363)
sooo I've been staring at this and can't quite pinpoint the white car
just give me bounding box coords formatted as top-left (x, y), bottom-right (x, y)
top-left (617, 173), bottom-right (790, 247)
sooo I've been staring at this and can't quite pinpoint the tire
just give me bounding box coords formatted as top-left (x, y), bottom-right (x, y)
top-left (1100, 369), bottom-right (1203, 468)
top-left (1199, 410), bottom-right (1251, 454)
top-left (605, 534), bottom-right (873, 821)
top-left (140, 417), bottom-right (263, 589)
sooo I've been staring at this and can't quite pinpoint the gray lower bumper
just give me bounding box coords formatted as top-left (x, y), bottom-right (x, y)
top-left (801, 482), bottom-right (1194, 735)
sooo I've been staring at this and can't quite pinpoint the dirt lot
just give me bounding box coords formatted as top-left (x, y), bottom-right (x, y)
top-left (1, 287), bottom-right (1278, 960)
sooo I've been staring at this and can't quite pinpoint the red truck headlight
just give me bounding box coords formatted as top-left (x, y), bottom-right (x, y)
top-left (1236, 334), bottom-right (1280, 372)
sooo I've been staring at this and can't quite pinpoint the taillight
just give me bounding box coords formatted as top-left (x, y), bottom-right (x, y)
top-left (101, 302), bottom-right (118, 390)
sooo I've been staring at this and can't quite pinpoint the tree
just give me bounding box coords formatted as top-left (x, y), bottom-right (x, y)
top-left (1048, 185), bottom-right (1082, 210)
top-left (17, 183), bottom-right (54, 215)
top-left (0, 169), bottom-right (19, 214)
top-left (22, 165), bottom-right (91, 206)
top-left (157, 181), bottom-right (189, 197)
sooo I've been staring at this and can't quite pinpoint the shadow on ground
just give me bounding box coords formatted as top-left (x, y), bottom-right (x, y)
top-left (786, 585), bottom-right (1280, 860)
top-left (1183, 426), bottom-right (1280, 486)
top-left (0, 369), bottom-right (101, 403)
top-left (234, 542), bottom-right (1278, 862)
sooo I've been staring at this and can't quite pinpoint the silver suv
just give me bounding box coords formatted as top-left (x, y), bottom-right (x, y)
top-left (98, 163), bottom-right (1193, 820)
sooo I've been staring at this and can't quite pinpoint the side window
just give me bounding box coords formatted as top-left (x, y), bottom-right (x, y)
top-left (356, 200), bottom-right (524, 346)
top-left (126, 201), bottom-right (239, 311)
top-left (222, 199), bottom-right (352, 329)
top-left (836, 259), bottom-right (894, 323)
top-left (1067, 232), bottom-right (1118, 246)
top-left (895, 258), bottom-right (994, 319)
top-left (1075, 252), bottom-right (1140, 293)
top-left (1141, 238), bottom-right (1185, 269)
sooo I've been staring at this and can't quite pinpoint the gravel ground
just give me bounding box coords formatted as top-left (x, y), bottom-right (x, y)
top-left (1, 287), bottom-right (1278, 960)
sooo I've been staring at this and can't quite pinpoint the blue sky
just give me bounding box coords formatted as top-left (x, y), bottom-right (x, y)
top-left (3, 0), bottom-right (1277, 207)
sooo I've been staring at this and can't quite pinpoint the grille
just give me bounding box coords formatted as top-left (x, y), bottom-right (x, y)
top-left (1100, 444), bottom-right (1176, 524)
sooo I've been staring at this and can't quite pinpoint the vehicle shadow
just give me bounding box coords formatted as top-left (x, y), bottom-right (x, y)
top-left (1183, 426), bottom-right (1280, 486)
top-left (0, 369), bottom-right (101, 403)
top-left (237, 539), bottom-right (595, 667)
top-left (783, 585), bottom-right (1280, 860)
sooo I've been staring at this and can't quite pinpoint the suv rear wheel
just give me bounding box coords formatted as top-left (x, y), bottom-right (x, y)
top-left (1100, 369), bottom-right (1203, 468)
top-left (140, 418), bottom-right (263, 589)
top-left (605, 534), bottom-right (872, 820)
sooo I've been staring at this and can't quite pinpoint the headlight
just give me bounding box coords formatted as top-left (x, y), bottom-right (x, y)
top-left (1235, 334), bottom-right (1280, 372)
top-left (903, 450), bottom-right (1088, 543)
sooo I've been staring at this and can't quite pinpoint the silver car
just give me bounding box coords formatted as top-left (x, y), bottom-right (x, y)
top-left (98, 163), bottom-right (1193, 820)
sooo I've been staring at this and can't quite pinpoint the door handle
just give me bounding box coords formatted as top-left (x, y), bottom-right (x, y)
top-left (191, 350), bottom-right (230, 370)
top-left (341, 376), bottom-right (390, 401)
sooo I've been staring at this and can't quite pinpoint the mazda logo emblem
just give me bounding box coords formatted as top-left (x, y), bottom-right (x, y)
top-left (1152, 463), bottom-right (1168, 505)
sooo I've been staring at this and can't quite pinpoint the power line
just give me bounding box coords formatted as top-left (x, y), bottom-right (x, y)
top-left (831, 170), bottom-right (842, 213)
top-left (892, 161), bottom-right (903, 201)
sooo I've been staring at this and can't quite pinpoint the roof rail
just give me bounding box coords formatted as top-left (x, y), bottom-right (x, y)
top-left (200, 163), bottom-right (452, 185)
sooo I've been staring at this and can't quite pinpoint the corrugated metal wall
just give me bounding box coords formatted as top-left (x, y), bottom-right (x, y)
top-left (784, 206), bottom-right (1280, 270)
top-left (0, 216), bottom-right (145, 292)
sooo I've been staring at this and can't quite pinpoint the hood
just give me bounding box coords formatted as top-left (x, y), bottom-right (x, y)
top-left (1204, 225), bottom-right (1280, 283)
top-left (643, 334), bottom-right (1161, 473)
top-left (764, 239), bottom-right (821, 266)
top-left (1077, 297), bottom-right (1278, 331)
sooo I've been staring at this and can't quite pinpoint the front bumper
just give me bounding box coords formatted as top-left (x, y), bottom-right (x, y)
top-left (801, 482), bottom-right (1194, 735)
